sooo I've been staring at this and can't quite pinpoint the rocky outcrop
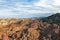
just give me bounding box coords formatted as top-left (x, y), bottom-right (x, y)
top-left (0, 13), bottom-right (60, 40)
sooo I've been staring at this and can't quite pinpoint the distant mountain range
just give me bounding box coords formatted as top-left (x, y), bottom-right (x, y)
top-left (0, 13), bottom-right (53, 18)
top-left (41, 13), bottom-right (60, 24)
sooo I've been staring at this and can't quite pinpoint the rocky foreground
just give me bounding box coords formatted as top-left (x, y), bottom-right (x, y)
top-left (0, 13), bottom-right (60, 40)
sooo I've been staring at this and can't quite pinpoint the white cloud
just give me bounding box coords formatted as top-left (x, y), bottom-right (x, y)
top-left (53, 0), bottom-right (60, 6)
top-left (0, 0), bottom-right (60, 18)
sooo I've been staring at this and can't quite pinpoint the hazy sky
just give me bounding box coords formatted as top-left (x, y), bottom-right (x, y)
top-left (0, 0), bottom-right (60, 18)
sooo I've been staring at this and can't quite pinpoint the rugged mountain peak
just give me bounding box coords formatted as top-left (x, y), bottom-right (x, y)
top-left (48, 13), bottom-right (60, 18)
top-left (42, 13), bottom-right (60, 24)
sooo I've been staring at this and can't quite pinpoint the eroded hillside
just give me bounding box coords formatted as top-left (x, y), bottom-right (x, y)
top-left (0, 13), bottom-right (60, 40)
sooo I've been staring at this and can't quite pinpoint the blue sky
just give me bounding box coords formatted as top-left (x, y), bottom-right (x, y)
top-left (0, 0), bottom-right (60, 18)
